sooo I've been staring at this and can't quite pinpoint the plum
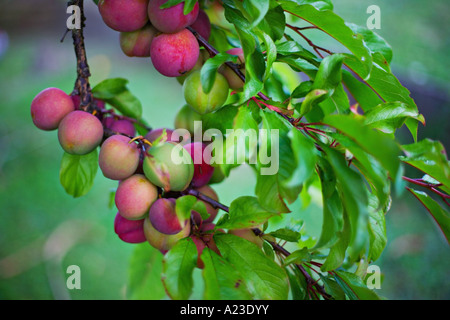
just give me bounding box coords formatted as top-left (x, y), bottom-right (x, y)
top-left (31, 88), bottom-right (75, 131)
top-left (115, 174), bottom-right (159, 220)
top-left (183, 142), bottom-right (214, 188)
top-left (58, 110), bottom-right (104, 155)
top-left (143, 142), bottom-right (194, 192)
top-left (143, 217), bottom-right (191, 254)
top-left (99, 135), bottom-right (140, 180)
top-left (120, 24), bottom-right (157, 57)
top-left (183, 70), bottom-right (229, 114)
top-left (150, 29), bottom-right (200, 77)
top-left (114, 213), bottom-right (147, 244)
top-left (148, 0), bottom-right (199, 34)
top-left (98, 0), bottom-right (149, 32)
top-left (148, 198), bottom-right (187, 235)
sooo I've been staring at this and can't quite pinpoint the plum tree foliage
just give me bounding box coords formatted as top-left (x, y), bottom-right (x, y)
top-left (30, 0), bottom-right (449, 300)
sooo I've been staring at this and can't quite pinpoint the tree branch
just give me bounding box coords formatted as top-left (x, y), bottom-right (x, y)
top-left (68, 0), bottom-right (96, 113)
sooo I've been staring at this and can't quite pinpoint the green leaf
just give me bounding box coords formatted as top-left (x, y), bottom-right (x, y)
top-left (91, 78), bottom-right (128, 99)
top-left (321, 209), bottom-right (351, 271)
top-left (59, 149), bottom-right (98, 198)
top-left (313, 53), bottom-right (347, 94)
top-left (346, 23), bottom-right (393, 64)
top-left (107, 90), bottom-right (143, 120)
top-left (257, 3), bottom-right (286, 41)
top-left (159, 0), bottom-right (197, 15)
top-left (334, 270), bottom-right (381, 300)
top-left (407, 189), bottom-right (450, 243)
top-left (162, 238), bottom-right (198, 300)
top-left (201, 53), bottom-right (238, 94)
top-left (345, 52), bottom-right (420, 140)
top-left (176, 195), bottom-right (209, 223)
top-left (283, 247), bottom-right (311, 266)
top-left (401, 139), bottom-right (450, 194)
top-left (323, 114), bottom-right (401, 183)
top-left (298, 89), bottom-right (328, 116)
top-left (256, 174), bottom-right (291, 214)
top-left (293, 0), bottom-right (334, 11)
top-left (201, 248), bottom-right (253, 300)
top-left (320, 275), bottom-right (346, 300)
top-left (216, 196), bottom-right (275, 230)
top-left (364, 102), bottom-right (425, 135)
top-left (314, 159), bottom-right (344, 250)
top-left (92, 78), bottom-right (143, 119)
top-left (368, 195), bottom-right (388, 261)
top-left (214, 233), bottom-right (289, 300)
top-left (127, 243), bottom-right (166, 300)
top-left (323, 146), bottom-right (370, 262)
top-left (283, 126), bottom-right (318, 190)
top-left (269, 228), bottom-right (301, 242)
top-left (279, 2), bottom-right (372, 78)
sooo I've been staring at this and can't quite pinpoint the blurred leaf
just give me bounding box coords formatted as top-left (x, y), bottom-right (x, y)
top-left (334, 270), bottom-right (381, 300)
top-left (402, 139), bottom-right (450, 194)
top-left (407, 189), bottom-right (450, 243)
top-left (127, 244), bottom-right (166, 300)
top-left (346, 23), bottom-right (393, 64)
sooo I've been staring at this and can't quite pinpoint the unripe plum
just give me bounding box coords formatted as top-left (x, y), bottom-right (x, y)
top-left (183, 142), bottom-right (214, 188)
top-left (176, 53), bottom-right (204, 85)
top-left (192, 185), bottom-right (219, 225)
top-left (58, 110), bottom-right (104, 155)
top-left (31, 88), bottom-right (75, 131)
top-left (149, 198), bottom-right (187, 235)
top-left (120, 24), bottom-right (157, 57)
top-left (150, 29), bottom-right (200, 77)
top-left (190, 10), bottom-right (211, 40)
top-left (98, 0), bottom-right (149, 32)
top-left (221, 48), bottom-right (245, 89)
top-left (114, 213), bottom-right (147, 244)
top-left (143, 217), bottom-right (191, 254)
top-left (229, 228), bottom-right (263, 248)
top-left (148, 0), bottom-right (199, 34)
top-left (143, 142), bottom-right (194, 192)
top-left (183, 70), bottom-right (229, 114)
top-left (174, 104), bottom-right (203, 135)
top-left (115, 174), bottom-right (158, 220)
top-left (99, 135), bottom-right (140, 180)
top-left (209, 166), bottom-right (226, 185)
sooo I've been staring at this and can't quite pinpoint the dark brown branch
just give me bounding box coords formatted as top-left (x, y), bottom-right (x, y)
top-left (183, 188), bottom-right (230, 213)
top-left (69, 0), bottom-right (95, 113)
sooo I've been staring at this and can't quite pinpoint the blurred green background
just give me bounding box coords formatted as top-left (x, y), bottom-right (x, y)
top-left (0, 0), bottom-right (448, 300)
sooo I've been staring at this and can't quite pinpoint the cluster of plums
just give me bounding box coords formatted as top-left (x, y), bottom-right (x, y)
top-left (30, 87), bottom-right (261, 257)
top-left (29, 0), bottom-right (259, 261)
top-left (99, 0), bottom-right (246, 115)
